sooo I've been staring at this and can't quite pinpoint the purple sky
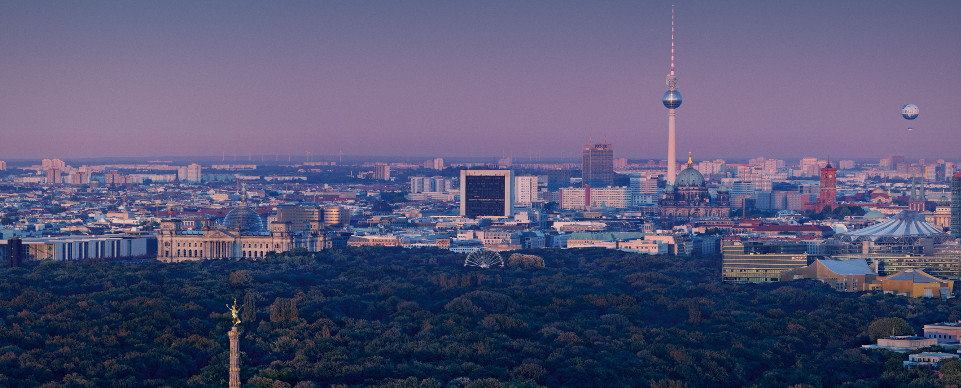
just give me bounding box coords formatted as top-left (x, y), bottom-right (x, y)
top-left (1, 0), bottom-right (958, 161)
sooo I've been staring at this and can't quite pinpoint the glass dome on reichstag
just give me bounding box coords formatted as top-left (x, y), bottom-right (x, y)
top-left (220, 205), bottom-right (264, 233)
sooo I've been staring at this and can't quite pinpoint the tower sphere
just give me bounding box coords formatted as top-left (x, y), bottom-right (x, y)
top-left (663, 90), bottom-right (682, 109)
top-left (901, 104), bottom-right (919, 120)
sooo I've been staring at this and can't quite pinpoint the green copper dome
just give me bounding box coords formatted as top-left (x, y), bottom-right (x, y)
top-left (675, 165), bottom-right (705, 188)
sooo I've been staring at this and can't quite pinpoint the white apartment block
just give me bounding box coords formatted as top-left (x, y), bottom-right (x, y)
top-left (515, 175), bottom-right (539, 205)
top-left (559, 187), bottom-right (630, 210)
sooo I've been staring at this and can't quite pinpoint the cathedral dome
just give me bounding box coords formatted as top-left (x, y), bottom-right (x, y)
top-left (221, 205), bottom-right (264, 233)
top-left (675, 165), bottom-right (705, 188)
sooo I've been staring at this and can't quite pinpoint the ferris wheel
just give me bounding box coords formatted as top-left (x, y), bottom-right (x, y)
top-left (464, 250), bottom-right (504, 268)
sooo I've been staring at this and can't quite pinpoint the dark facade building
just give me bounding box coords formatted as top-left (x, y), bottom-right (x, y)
top-left (722, 239), bottom-right (809, 283)
top-left (5, 238), bottom-right (24, 267)
top-left (952, 174), bottom-right (961, 238)
top-left (459, 170), bottom-right (514, 218)
top-left (582, 143), bottom-right (614, 187)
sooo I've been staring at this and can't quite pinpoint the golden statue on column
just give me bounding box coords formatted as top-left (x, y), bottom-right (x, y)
top-left (227, 299), bottom-right (241, 326)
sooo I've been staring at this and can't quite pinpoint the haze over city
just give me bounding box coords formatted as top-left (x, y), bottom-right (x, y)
top-left (8, 2), bottom-right (961, 386)
top-left (1, 0), bottom-right (958, 160)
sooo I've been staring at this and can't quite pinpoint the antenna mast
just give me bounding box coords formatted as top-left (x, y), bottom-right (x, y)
top-left (671, 5), bottom-right (675, 76)
top-left (667, 5), bottom-right (677, 89)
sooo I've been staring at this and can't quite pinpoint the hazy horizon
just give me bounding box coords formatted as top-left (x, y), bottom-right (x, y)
top-left (3, 153), bottom-right (950, 167)
top-left (1, 0), bottom-right (958, 160)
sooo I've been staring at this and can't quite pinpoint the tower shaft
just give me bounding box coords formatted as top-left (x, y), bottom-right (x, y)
top-left (667, 109), bottom-right (677, 185)
top-left (229, 327), bottom-right (240, 388)
top-left (662, 6), bottom-right (681, 185)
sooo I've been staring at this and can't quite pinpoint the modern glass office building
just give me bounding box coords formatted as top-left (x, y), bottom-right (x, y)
top-left (460, 170), bottom-right (514, 218)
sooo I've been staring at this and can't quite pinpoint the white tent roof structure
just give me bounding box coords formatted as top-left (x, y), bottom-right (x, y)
top-left (839, 210), bottom-right (949, 244)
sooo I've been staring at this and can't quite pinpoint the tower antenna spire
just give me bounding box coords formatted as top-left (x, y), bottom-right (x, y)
top-left (670, 4), bottom-right (675, 76)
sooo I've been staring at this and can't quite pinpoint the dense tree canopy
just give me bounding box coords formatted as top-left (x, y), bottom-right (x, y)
top-left (1, 247), bottom-right (959, 386)
top-left (868, 317), bottom-right (915, 341)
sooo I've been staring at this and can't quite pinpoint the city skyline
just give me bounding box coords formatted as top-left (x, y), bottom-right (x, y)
top-left (1, 0), bottom-right (958, 160)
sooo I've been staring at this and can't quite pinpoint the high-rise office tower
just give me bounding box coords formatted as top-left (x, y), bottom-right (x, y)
top-left (322, 206), bottom-right (350, 227)
top-left (662, 6), bottom-right (682, 185)
top-left (275, 205), bottom-right (321, 232)
top-left (460, 170), bottom-right (514, 217)
top-left (951, 174), bottom-right (961, 238)
top-left (582, 143), bottom-right (614, 187)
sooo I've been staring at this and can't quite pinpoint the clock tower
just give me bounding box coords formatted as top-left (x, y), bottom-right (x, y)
top-left (817, 162), bottom-right (837, 211)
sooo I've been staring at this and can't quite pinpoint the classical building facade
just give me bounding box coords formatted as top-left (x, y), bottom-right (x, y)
top-left (157, 203), bottom-right (328, 262)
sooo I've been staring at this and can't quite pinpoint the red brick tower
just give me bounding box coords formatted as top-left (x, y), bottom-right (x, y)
top-left (817, 162), bottom-right (837, 211)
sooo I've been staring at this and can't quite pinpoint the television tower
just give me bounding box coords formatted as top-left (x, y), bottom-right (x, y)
top-left (663, 5), bottom-right (683, 185)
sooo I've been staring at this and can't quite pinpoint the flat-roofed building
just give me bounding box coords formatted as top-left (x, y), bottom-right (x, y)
top-left (722, 239), bottom-right (808, 283)
top-left (618, 239), bottom-right (667, 255)
top-left (346, 235), bottom-right (400, 247)
top-left (903, 352), bottom-right (959, 369)
top-left (923, 322), bottom-right (961, 344)
top-left (565, 232), bottom-right (645, 249)
top-left (953, 174), bottom-right (961, 238)
top-left (373, 164), bottom-right (391, 180)
top-left (460, 170), bottom-right (514, 218)
top-left (862, 336), bottom-right (937, 352)
top-left (1, 235), bottom-right (154, 262)
top-left (274, 206), bottom-right (321, 232)
top-left (582, 143), bottom-right (614, 187)
top-left (559, 186), bottom-right (630, 210)
top-left (322, 205), bottom-right (351, 227)
top-left (515, 175), bottom-right (539, 205)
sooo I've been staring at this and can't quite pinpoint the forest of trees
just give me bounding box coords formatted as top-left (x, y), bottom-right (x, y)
top-left (2, 247), bottom-right (961, 387)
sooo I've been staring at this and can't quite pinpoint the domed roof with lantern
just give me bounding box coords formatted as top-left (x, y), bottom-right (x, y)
top-left (674, 153), bottom-right (705, 188)
top-left (219, 183), bottom-right (265, 233)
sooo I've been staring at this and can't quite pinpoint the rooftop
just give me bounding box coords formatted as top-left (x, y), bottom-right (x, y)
top-left (924, 322), bottom-right (961, 327)
top-left (840, 210), bottom-right (948, 243)
top-left (882, 269), bottom-right (947, 284)
top-left (818, 259), bottom-right (876, 276)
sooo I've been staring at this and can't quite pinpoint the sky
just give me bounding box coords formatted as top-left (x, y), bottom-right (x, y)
top-left (0, 0), bottom-right (958, 161)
